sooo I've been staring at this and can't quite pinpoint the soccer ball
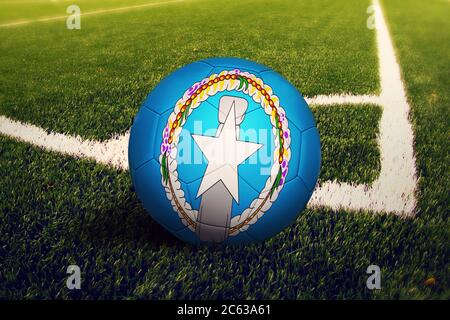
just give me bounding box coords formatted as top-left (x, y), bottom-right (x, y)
top-left (129, 58), bottom-right (320, 245)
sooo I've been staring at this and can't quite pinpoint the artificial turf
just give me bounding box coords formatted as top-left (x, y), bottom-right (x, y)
top-left (0, 0), bottom-right (378, 140)
top-left (312, 104), bottom-right (381, 184)
top-left (0, 134), bottom-right (447, 299)
top-left (0, 0), bottom-right (166, 24)
top-left (0, 0), bottom-right (448, 300)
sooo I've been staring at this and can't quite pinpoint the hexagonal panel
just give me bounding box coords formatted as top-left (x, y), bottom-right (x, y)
top-left (298, 127), bottom-right (321, 191)
top-left (247, 177), bottom-right (310, 241)
top-left (128, 107), bottom-right (159, 170)
top-left (142, 61), bottom-right (213, 115)
top-left (132, 159), bottom-right (187, 232)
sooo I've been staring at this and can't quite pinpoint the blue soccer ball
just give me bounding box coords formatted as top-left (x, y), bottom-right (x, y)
top-left (129, 58), bottom-right (320, 245)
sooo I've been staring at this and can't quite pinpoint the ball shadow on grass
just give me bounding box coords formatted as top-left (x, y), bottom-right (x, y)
top-left (77, 191), bottom-right (185, 249)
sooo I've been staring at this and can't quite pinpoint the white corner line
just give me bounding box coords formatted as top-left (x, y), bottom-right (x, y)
top-left (0, 0), bottom-right (418, 217)
top-left (308, 0), bottom-right (418, 217)
top-left (0, 0), bottom-right (188, 28)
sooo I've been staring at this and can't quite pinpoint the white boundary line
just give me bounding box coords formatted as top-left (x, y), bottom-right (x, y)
top-left (309, 0), bottom-right (417, 216)
top-left (0, 116), bottom-right (130, 170)
top-left (306, 94), bottom-right (380, 106)
top-left (0, 0), bottom-right (188, 28)
top-left (0, 0), bottom-right (418, 217)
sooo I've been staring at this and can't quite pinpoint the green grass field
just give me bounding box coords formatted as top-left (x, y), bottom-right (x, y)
top-left (0, 0), bottom-right (378, 140)
top-left (0, 0), bottom-right (448, 299)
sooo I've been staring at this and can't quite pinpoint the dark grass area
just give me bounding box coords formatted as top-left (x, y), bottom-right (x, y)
top-left (0, 0), bottom-right (378, 141)
top-left (313, 104), bottom-right (381, 184)
top-left (0, 136), bottom-right (448, 299)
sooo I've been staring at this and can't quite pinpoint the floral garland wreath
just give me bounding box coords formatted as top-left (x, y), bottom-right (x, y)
top-left (158, 69), bottom-right (291, 236)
